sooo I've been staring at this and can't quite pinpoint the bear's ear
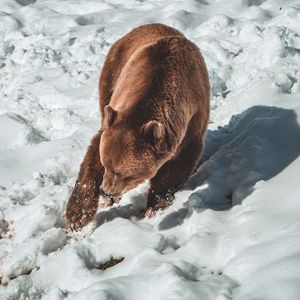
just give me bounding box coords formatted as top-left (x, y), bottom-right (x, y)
top-left (103, 105), bottom-right (116, 128)
top-left (143, 120), bottom-right (166, 150)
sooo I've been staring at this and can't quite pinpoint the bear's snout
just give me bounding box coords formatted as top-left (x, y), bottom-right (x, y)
top-left (101, 173), bottom-right (125, 198)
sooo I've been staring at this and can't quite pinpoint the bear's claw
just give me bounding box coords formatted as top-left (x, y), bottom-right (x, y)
top-left (65, 204), bottom-right (97, 231)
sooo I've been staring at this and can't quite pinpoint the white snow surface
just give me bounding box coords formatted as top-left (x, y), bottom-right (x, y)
top-left (1, 0), bottom-right (300, 299)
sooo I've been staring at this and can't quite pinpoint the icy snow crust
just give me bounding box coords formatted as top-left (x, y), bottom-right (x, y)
top-left (1, 0), bottom-right (300, 299)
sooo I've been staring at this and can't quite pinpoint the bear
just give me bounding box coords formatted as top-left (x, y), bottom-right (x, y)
top-left (65, 23), bottom-right (210, 230)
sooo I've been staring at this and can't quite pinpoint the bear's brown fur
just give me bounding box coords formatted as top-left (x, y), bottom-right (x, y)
top-left (65, 23), bottom-right (210, 230)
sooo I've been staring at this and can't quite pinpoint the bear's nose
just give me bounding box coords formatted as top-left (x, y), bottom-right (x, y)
top-left (101, 180), bottom-right (118, 196)
top-left (101, 182), bottom-right (123, 199)
top-left (100, 182), bottom-right (111, 195)
top-left (100, 186), bottom-right (112, 197)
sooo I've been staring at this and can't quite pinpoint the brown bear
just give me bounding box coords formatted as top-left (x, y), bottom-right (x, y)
top-left (65, 23), bottom-right (210, 230)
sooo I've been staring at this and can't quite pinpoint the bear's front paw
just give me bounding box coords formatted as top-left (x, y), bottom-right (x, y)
top-left (65, 181), bottom-right (100, 231)
top-left (65, 204), bottom-right (97, 231)
top-left (145, 194), bottom-right (174, 218)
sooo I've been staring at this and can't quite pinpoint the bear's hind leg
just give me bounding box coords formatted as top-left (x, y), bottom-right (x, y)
top-left (65, 131), bottom-right (104, 230)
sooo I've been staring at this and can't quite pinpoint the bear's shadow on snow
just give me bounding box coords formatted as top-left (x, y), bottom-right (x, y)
top-left (158, 105), bottom-right (300, 230)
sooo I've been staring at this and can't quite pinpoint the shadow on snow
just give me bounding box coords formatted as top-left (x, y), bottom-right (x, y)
top-left (95, 193), bottom-right (146, 228)
top-left (159, 105), bottom-right (300, 230)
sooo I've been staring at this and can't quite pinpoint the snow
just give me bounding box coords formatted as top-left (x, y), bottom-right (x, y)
top-left (0, 0), bottom-right (300, 299)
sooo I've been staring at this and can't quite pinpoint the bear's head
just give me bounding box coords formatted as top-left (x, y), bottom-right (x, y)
top-left (99, 105), bottom-right (171, 200)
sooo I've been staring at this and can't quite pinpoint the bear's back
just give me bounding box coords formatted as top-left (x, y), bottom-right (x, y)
top-left (99, 24), bottom-right (185, 113)
top-left (100, 23), bottom-right (209, 129)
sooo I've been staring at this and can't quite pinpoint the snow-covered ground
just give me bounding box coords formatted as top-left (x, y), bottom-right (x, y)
top-left (1, 0), bottom-right (300, 299)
